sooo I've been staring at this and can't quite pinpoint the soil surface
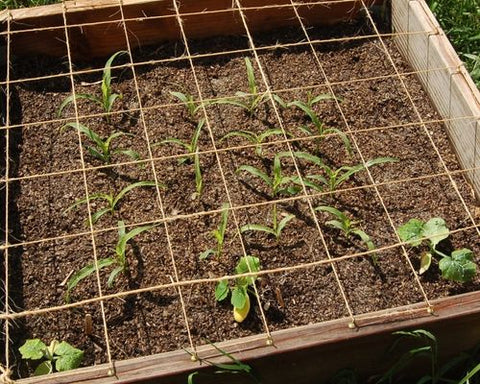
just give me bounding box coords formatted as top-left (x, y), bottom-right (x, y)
top-left (2, 15), bottom-right (480, 379)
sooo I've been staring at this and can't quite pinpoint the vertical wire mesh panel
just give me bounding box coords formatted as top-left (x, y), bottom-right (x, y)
top-left (0, 0), bottom-right (480, 382)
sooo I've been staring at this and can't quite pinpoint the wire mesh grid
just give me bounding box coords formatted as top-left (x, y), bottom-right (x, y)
top-left (1, 0), bottom-right (480, 381)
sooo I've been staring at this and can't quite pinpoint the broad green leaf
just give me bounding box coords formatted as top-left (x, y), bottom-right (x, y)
top-left (102, 51), bottom-right (127, 92)
top-left (235, 256), bottom-right (260, 287)
top-left (419, 252), bottom-right (432, 275)
top-left (231, 286), bottom-right (247, 309)
top-left (54, 341), bottom-right (84, 372)
top-left (236, 165), bottom-right (272, 188)
top-left (398, 218), bottom-right (425, 247)
top-left (215, 280), bottom-right (229, 301)
top-left (34, 360), bottom-right (52, 376)
top-left (19, 339), bottom-right (46, 360)
top-left (199, 249), bottom-right (215, 260)
top-left (423, 217), bottom-right (449, 248)
top-left (439, 248), bottom-right (476, 282)
top-left (240, 223), bottom-right (276, 238)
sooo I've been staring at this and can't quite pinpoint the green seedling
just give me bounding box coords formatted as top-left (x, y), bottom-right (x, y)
top-left (193, 152), bottom-right (203, 197)
top-left (65, 181), bottom-right (159, 225)
top-left (291, 151), bottom-right (397, 192)
top-left (200, 203), bottom-right (230, 260)
top-left (288, 99), bottom-right (352, 155)
top-left (61, 122), bottom-right (140, 164)
top-left (170, 90), bottom-right (206, 120)
top-left (240, 209), bottom-right (295, 241)
top-left (19, 339), bottom-right (83, 376)
top-left (66, 221), bottom-right (155, 301)
top-left (220, 128), bottom-right (285, 156)
top-left (154, 118), bottom-right (205, 165)
top-left (214, 57), bottom-right (267, 117)
top-left (58, 51), bottom-right (127, 122)
top-left (398, 217), bottom-right (476, 282)
top-left (315, 205), bottom-right (377, 263)
top-left (215, 255), bottom-right (260, 323)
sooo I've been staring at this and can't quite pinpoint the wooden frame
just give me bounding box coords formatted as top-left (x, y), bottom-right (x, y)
top-left (2, 0), bottom-right (480, 383)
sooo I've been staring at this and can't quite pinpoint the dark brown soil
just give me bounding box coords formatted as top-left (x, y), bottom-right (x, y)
top-left (2, 16), bottom-right (480, 380)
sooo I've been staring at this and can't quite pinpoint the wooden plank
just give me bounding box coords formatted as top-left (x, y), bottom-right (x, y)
top-left (392, 0), bottom-right (480, 197)
top-left (14, 290), bottom-right (480, 384)
top-left (0, 0), bottom-right (379, 60)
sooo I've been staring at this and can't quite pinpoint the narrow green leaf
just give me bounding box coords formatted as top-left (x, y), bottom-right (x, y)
top-left (194, 153), bottom-right (203, 196)
top-left (113, 148), bottom-right (140, 161)
top-left (157, 138), bottom-right (191, 151)
top-left (58, 94), bottom-right (101, 117)
top-left (288, 100), bottom-right (321, 126)
top-left (220, 130), bottom-right (256, 143)
top-left (116, 222), bottom-right (154, 257)
top-left (309, 93), bottom-right (335, 105)
top-left (272, 93), bottom-right (288, 109)
top-left (236, 165), bottom-right (272, 188)
top-left (315, 205), bottom-right (348, 222)
top-left (276, 214), bottom-right (295, 237)
top-left (90, 207), bottom-right (112, 225)
top-left (325, 219), bottom-right (348, 233)
top-left (258, 128), bottom-right (284, 142)
top-left (241, 223), bottom-right (276, 237)
top-left (191, 118), bottom-right (205, 152)
top-left (291, 151), bottom-right (325, 168)
top-left (66, 258), bottom-right (115, 300)
top-left (199, 249), bottom-right (215, 260)
top-left (244, 57), bottom-right (257, 95)
top-left (107, 265), bottom-right (124, 287)
top-left (112, 181), bottom-right (157, 208)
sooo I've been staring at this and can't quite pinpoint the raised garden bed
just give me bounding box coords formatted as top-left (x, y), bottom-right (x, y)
top-left (1, 0), bottom-right (480, 383)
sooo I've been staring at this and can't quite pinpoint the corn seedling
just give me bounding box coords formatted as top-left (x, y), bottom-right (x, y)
top-left (186, 340), bottom-right (258, 384)
top-left (289, 100), bottom-right (352, 155)
top-left (215, 255), bottom-right (260, 322)
top-left (61, 122), bottom-right (140, 164)
top-left (240, 208), bottom-right (295, 241)
top-left (66, 221), bottom-right (155, 301)
top-left (58, 51), bottom-right (127, 122)
top-left (291, 151), bottom-right (397, 192)
top-left (19, 339), bottom-right (83, 376)
top-left (214, 57), bottom-right (267, 117)
top-left (199, 203), bottom-right (230, 260)
top-left (315, 205), bottom-right (377, 263)
top-left (220, 128), bottom-right (285, 156)
top-left (170, 90), bottom-right (206, 120)
top-left (398, 217), bottom-right (476, 282)
top-left (64, 181), bottom-right (159, 225)
top-left (154, 118), bottom-right (205, 165)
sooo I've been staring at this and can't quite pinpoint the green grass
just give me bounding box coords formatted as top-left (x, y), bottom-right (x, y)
top-left (0, 0), bottom-right (60, 9)
top-left (428, 0), bottom-right (480, 88)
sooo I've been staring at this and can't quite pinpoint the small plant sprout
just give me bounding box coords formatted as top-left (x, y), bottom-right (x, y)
top-left (65, 181), bottom-right (159, 225)
top-left (291, 151), bottom-right (397, 192)
top-left (237, 154), bottom-right (299, 239)
top-left (214, 57), bottom-right (267, 117)
top-left (215, 255), bottom-right (260, 323)
top-left (170, 90), bottom-right (206, 120)
top-left (315, 205), bottom-right (377, 263)
top-left (154, 118), bottom-right (205, 165)
top-left (199, 203), bottom-right (230, 260)
top-left (289, 98), bottom-right (352, 155)
top-left (66, 221), bottom-right (155, 301)
top-left (19, 339), bottom-right (84, 376)
top-left (58, 51), bottom-right (127, 122)
top-left (220, 128), bottom-right (285, 157)
top-left (61, 122), bottom-right (140, 164)
top-left (398, 217), bottom-right (476, 282)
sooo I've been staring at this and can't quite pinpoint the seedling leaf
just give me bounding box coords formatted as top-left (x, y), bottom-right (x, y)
top-left (54, 342), bottom-right (84, 372)
top-left (398, 218), bottom-right (425, 247)
top-left (438, 248), bottom-right (476, 282)
top-left (199, 249), bottom-right (215, 260)
top-left (215, 280), bottom-right (229, 301)
top-left (419, 252), bottom-right (432, 275)
top-left (423, 217), bottom-right (449, 248)
top-left (240, 224), bottom-right (277, 237)
top-left (277, 214), bottom-right (295, 235)
top-left (231, 287), bottom-right (247, 309)
top-left (19, 339), bottom-right (46, 360)
top-left (236, 165), bottom-right (272, 188)
top-left (34, 361), bottom-right (52, 376)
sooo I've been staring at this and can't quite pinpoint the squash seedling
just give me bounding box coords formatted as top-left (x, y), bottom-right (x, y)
top-left (58, 51), bottom-right (127, 123)
top-left (398, 217), bottom-right (476, 282)
top-left (315, 205), bottom-right (377, 263)
top-left (19, 339), bottom-right (83, 376)
top-left (64, 180), bottom-right (159, 225)
top-left (61, 122), bottom-right (140, 164)
top-left (215, 255), bottom-right (260, 322)
top-left (291, 151), bottom-right (398, 192)
top-left (66, 221), bottom-right (155, 301)
top-left (214, 57), bottom-right (267, 117)
top-left (220, 128), bottom-right (285, 157)
top-left (200, 203), bottom-right (230, 260)
top-left (237, 154), bottom-right (299, 239)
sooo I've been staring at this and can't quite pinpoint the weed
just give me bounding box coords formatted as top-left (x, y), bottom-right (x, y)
top-left (200, 203), bottom-right (230, 260)
top-left (214, 57), bottom-right (267, 117)
top-left (61, 122), bottom-right (140, 164)
top-left (215, 256), bottom-right (260, 322)
top-left (58, 51), bottom-right (127, 122)
top-left (66, 221), bottom-right (155, 301)
top-left (315, 205), bottom-right (377, 263)
top-left (398, 217), bottom-right (476, 282)
top-left (19, 339), bottom-right (83, 376)
top-left (64, 181), bottom-right (159, 225)
top-left (220, 129), bottom-right (285, 157)
top-left (291, 151), bottom-right (397, 192)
